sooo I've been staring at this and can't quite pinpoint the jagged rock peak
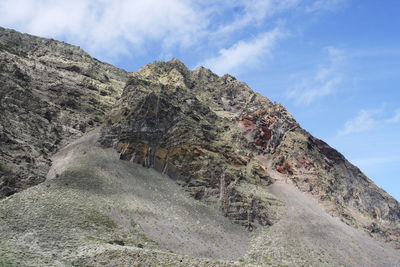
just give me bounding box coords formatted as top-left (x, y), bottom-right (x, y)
top-left (127, 58), bottom-right (194, 91)
top-left (128, 59), bottom-right (275, 115)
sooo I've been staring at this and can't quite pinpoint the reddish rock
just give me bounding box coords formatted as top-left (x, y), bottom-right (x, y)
top-left (276, 162), bottom-right (293, 175)
top-left (261, 125), bottom-right (272, 141)
top-left (255, 138), bottom-right (264, 146)
top-left (237, 119), bottom-right (256, 135)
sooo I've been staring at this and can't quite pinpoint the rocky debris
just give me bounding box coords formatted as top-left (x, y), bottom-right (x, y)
top-left (0, 27), bottom-right (129, 198)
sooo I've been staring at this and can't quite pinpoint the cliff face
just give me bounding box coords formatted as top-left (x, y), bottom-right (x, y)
top-left (99, 60), bottom-right (284, 230)
top-left (100, 59), bottom-right (400, 247)
top-left (0, 27), bottom-right (129, 198)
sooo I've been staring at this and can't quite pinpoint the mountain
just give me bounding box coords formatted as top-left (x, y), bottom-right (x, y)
top-left (0, 27), bottom-right (399, 266)
top-left (0, 27), bottom-right (129, 198)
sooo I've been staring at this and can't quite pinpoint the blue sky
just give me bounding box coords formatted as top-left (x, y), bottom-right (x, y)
top-left (1, 0), bottom-right (399, 200)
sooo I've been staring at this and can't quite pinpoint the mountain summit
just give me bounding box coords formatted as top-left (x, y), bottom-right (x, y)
top-left (0, 27), bottom-right (399, 266)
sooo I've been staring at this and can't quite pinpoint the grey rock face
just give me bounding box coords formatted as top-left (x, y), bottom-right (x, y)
top-left (0, 27), bottom-right (129, 198)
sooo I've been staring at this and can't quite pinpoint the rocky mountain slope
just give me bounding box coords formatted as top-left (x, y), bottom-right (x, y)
top-left (0, 27), bottom-right (399, 266)
top-left (1, 129), bottom-right (250, 266)
top-left (0, 27), bottom-right (129, 198)
top-left (2, 128), bottom-right (399, 266)
top-left (100, 59), bottom-right (400, 249)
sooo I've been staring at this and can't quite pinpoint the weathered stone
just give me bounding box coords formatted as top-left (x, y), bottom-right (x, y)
top-left (0, 27), bottom-right (129, 198)
top-left (99, 60), bottom-right (279, 229)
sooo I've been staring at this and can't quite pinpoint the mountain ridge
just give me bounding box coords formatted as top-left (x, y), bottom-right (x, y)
top-left (0, 27), bottom-right (399, 266)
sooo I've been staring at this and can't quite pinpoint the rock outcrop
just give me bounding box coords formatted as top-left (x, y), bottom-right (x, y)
top-left (99, 60), bottom-right (283, 230)
top-left (99, 59), bottom-right (400, 247)
top-left (0, 27), bottom-right (129, 198)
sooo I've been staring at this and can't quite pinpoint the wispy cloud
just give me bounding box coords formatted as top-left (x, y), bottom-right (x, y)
top-left (385, 109), bottom-right (400, 123)
top-left (306, 0), bottom-right (346, 13)
top-left (338, 108), bottom-right (400, 136)
top-left (211, 0), bottom-right (299, 37)
top-left (286, 46), bottom-right (345, 105)
top-left (199, 28), bottom-right (284, 75)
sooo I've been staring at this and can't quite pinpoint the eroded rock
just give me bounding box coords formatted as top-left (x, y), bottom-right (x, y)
top-left (100, 59), bottom-right (400, 247)
top-left (99, 60), bottom-right (282, 229)
top-left (0, 27), bottom-right (129, 198)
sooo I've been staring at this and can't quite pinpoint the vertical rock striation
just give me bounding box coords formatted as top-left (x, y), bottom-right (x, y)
top-left (99, 59), bottom-right (284, 230)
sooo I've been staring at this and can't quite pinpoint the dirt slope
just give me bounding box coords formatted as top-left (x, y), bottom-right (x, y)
top-left (244, 167), bottom-right (400, 266)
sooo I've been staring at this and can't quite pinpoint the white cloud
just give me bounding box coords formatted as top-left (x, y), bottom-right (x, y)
top-left (338, 108), bottom-right (400, 136)
top-left (199, 28), bottom-right (284, 75)
top-left (0, 0), bottom-right (299, 61)
top-left (286, 46), bottom-right (345, 105)
top-left (339, 108), bottom-right (381, 135)
top-left (0, 0), bottom-right (210, 59)
top-left (306, 0), bottom-right (346, 13)
top-left (0, 0), bottom-right (348, 68)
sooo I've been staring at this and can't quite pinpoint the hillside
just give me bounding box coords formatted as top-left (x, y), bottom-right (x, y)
top-left (0, 27), bottom-right (399, 266)
top-left (0, 27), bottom-right (129, 198)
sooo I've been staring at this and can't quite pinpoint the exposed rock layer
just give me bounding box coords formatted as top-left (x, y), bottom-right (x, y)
top-left (100, 59), bottom-right (400, 247)
top-left (99, 60), bottom-right (283, 230)
top-left (0, 27), bottom-right (129, 198)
